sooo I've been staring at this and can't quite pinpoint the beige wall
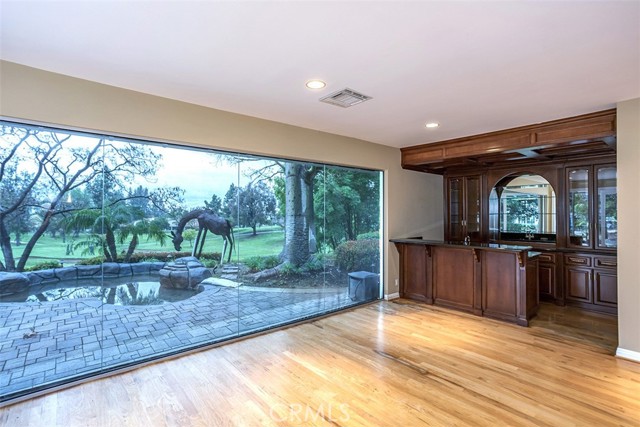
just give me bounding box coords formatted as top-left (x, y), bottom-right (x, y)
top-left (0, 60), bottom-right (444, 295)
top-left (617, 97), bottom-right (640, 359)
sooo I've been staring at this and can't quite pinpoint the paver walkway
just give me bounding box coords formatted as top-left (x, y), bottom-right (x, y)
top-left (0, 283), bottom-right (357, 400)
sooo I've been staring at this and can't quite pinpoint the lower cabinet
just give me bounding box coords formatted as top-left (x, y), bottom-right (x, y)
top-left (537, 252), bottom-right (557, 302)
top-left (564, 253), bottom-right (617, 314)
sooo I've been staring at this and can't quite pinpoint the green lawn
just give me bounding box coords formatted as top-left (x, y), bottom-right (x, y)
top-left (4, 227), bottom-right (284, 269)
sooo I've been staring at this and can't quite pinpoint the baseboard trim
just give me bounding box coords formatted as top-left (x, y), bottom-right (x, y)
top-left (384, 292), bottom-right (400, 300)
top-left (616, 347), bottom-right (640, 363)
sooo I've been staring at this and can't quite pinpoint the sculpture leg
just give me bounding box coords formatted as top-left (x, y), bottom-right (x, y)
top-left (227, 233), bottom-right (234, 263)
top-left (198, 229), bottom-right (207, 258)
top-left (192, 228), bottom-right (203, 257)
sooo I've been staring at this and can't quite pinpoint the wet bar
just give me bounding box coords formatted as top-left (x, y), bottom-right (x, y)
top-left (391, 239), bottom-right (539, 326)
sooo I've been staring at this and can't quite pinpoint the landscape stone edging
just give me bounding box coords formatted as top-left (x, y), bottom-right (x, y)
top-left (1, 261), bottom-right (169, 287)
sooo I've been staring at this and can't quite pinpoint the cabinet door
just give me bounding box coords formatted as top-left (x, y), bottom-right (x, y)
top-left (567, 168), bottom-right (592, 248)
top-left (594, 270), bottom-right (617, 306)
top-left (465, 176), bottom-right (482, 241)
top-left (565, 267), bottom-right (592, 302)
top-left (539, 264), bottom-right (555, 299)
top-left (400, 244), bottom-right (430, 302)
top-left (596, 165), bottom-right (617, 249)
top-left (448, 178), bottom-right (464, 241)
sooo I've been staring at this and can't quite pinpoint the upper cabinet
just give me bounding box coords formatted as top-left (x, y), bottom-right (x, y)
top-left (446, 175), bottom-right (482, 242)
top-left (596, 166), bottom-right (617, 249)
top-left (566, 164), bottom-right (616, 250)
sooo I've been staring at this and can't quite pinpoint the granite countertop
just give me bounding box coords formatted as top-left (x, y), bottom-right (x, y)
top-left (390, 238), bottom-right (533, 252)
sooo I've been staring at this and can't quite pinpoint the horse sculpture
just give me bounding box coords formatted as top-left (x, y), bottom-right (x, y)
top-left (171, 209), bottom-right (234, 263)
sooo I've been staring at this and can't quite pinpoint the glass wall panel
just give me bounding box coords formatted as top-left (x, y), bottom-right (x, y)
top-left (0, 120), bottom-right (383, 402)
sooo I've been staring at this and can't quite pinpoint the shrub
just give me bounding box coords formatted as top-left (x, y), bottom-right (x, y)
top-left (299, 254), bottom-right (326, 273)
top-left (244, 255), bottom-right (280, 273)
top-left (75, 256), bottom-right (106, 265)
top-left (75, 251), bottom-right (222, 265)
top-left (357, 231), bottom-right (380, 240)
top-left (334, 239), bottom-right (380, 273)
top-left (24, 260), bottom-right (63, 271)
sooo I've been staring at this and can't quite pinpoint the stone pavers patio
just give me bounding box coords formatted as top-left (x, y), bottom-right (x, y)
top-left (0, 283), bottom-right (356, 400)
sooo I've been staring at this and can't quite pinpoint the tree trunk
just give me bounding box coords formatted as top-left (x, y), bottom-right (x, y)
top-left (105, 228), bottom-right (118, 262)
top-left (302, 167), bottom-right (319, 253)
top-left (124, 234), bottom-right (138, 263)
top-left (283, 163), bottom-right (308, 266)
top-left (0, 217), bottom-right (16, 271)
top-left (17, 208), bottom-right (55, 271)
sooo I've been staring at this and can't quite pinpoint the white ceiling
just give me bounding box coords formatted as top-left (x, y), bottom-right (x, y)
top-left (1, 1), bottom-right (638, 148)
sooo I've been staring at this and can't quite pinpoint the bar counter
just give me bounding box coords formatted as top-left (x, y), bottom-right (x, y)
top-left (391, 238), bottom-right (539, 326)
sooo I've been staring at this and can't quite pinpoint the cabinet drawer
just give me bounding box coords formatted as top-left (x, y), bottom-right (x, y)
top-left (564, 254), bottom-right (591, 267)
top-left (538, 253), bottom-right (556, 264)
top-left (594, 256), bottom-right (617, 269)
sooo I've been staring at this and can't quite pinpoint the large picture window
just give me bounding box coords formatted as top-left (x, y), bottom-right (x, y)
top-left (0, 121), bottom-right (383, 402)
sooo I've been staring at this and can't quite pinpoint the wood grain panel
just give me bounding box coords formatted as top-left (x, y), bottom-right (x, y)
top-left (398, 243), bottom-right (431, 302)
top-left (566, 267), bottom-right (592, 302)
top-left (482, 251), bottom-right (518, 319)
top-left (432, 247), bottom-right (475, 311)
top-left (1, 302), bottom-right (637, 427)
top-left (595, 271), bottom-right (618, 306)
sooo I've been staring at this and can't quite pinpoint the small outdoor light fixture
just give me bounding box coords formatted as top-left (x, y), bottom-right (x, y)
top-left (425, 122), bottom-right (440, 129)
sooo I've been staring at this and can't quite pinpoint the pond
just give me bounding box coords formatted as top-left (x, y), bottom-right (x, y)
top-left (2, 274), bottom-right (203, 306)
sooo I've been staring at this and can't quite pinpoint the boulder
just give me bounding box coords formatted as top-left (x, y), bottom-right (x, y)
top-left (0, 272), bottom-right (30, 293)
top-left (159, 258), bottom-right (212, 289)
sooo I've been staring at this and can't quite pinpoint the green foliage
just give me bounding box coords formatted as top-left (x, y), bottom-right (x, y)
top-left (357, 231), bottom-right (380, 240)
top-left (334, 239), bottom-right (380, 273)
top-left (24, 260), bottom-right (63, 271)
top-left (245, 255), bottom-right (280, 273)
top-left (279, 262), bottom-right (297, 277)
top-left (298, 254), bottom-right (326, 273)
top-left (204, 194), bottom-right (223, 214)
top-left (75, 256), bottom-right (105, 265)
top-left (75, 251), bottom-right (221, 265)
top-left (316, 168), bottom-right (380, 249)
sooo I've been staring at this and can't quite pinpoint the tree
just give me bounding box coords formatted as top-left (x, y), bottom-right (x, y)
top-left (238, 181), bottom-right (276, 235)
top-left (317, 168), bottom-right (380, 248)
top-left (204, 194), bottom-right (223, 215)
top-left (222, 183), bottom-right (239, 223)
top-left (0, 125), bottom-right (162, 271)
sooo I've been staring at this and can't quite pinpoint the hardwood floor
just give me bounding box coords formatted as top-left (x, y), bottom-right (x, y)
top-left (1, 301), bottom-right (638, 426)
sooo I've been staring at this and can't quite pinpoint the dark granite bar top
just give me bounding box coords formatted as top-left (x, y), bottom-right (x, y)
top-left (390, 238), bottom-right (533, 253)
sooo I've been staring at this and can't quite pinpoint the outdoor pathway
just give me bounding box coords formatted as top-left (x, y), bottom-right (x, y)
top-left (0, 283), bottom-right (357, 400)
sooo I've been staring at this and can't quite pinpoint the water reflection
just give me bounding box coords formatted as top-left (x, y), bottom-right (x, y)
top-left (4, 275), bottom-right (202, 305)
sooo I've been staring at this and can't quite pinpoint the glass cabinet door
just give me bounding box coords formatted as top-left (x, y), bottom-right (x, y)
top-left (568, 168), bottom-right (591, 247)
top-left (466, 176), bottom-right (481, 238)
top-left (448, 178), bottom-right (463, 241)
top-left (596, 166), bottom-right (617, 249)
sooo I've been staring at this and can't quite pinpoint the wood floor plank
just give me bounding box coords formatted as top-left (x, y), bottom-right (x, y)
top-left (1, 301), bottom-right (638, 426)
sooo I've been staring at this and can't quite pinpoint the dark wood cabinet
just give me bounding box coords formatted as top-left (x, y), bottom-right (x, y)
top-left (566, 164), bottom-right (617, 251)
top-left (565, 266), bottom-right (592, 302)
top-left (563, 253), bottom-right (617, 313)
top-left (397, 243), bottom-right (431, 303)
top-left (400, 110), bottom-right (618, 317)
top-left (537, 252), bottom-right (557, 302)
top-left (446, 175), bottom-right (482, 242)
top-left (393, 239), bottom-right (538, 326)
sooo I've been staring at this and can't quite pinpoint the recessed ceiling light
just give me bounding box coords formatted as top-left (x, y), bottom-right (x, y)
top-left (306, 80), bottom-right (326, 89)
top-left (425, 122), bottom-right (439, 129)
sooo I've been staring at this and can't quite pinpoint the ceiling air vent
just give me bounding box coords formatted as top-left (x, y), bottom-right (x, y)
top-left (320, 88), bottom-right (372, 108)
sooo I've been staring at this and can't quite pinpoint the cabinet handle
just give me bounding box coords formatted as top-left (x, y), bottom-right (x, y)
top-left (569, 257), bottom-right (587, 264)
top-left (599, 261), bottom-right (617, 267)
